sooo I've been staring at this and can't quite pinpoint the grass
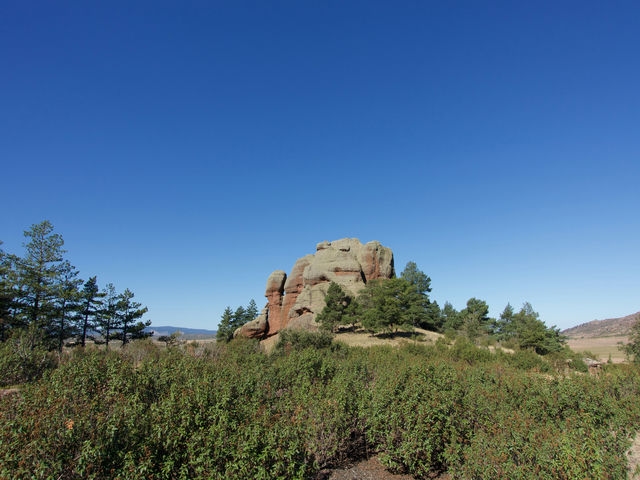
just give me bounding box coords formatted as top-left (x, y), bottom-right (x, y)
top-left (566, 335), bottom-right (628, 363)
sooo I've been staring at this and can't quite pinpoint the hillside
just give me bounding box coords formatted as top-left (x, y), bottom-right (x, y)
top-left (148, 326), bottom-right (217, 339)
top-left (562, 311), bottom-right (639, 339)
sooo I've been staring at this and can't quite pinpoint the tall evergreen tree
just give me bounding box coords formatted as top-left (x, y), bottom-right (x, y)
top-left (317, 282), bottom-right (356, 333)
top-left (512, 302), bottom-right (565, 355)
top-left (78, 276), bottom-right (104, 347)
top-left (493, 303), bottom-right (515, 340)
top-left (216, 306), bottom-right (236, 343)
top-left (400, 261), bottom-right (441, 330)
top-left (111, 288), bottom-right (151, 346)
top-left (216, 299), bottom-right (261, 343)
top-left (245, 299), bottom-right (259, 323)
top-left (96, 283), bottom-right (118, 348)
top-left (50, 260), bottom-right (82, 352)
top-left (460, 297), bottom-right (492, 340)
top-left (400, 261), bottom-right (432, 295)
top-left (358, 278), bottom-right (431, 334)
top-left (13, 221), bottom-right (66, 333)
top-left (0, 242), bottom-right (15, 341)
top-left (441, 302), bottom-right (462, 332)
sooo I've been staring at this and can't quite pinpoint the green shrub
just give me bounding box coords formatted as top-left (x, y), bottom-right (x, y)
top-left (273, 329), bottom-right (335, 353)
top-left (0, 327), bottom-right (58, 386)
top-left (1, 339), bottom-right (639, 479)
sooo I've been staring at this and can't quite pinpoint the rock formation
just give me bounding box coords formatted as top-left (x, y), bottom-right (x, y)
top-left (235, 238), bottom-right (394, 339)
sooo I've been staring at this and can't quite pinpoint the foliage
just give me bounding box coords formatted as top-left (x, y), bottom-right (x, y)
top-left (316, 282), bottom-right (357, 333)
top-left (495, 302), bottom-right (566, 355)
top-left (78, 276), bottom-right (104, 347)
top-left (12, 220), bottom-right (66, 337)
top-left (216, 299), bottom-right (258, 342)
top-left (109, 288), bottom-right (151, 346)
top-left (441, 301), bottom-right (462, 332)
top-left (0, 222), bottom-right (151, 357)
top-left (459, 297), bottom-right (493, 340)
top-left (158, 330), bottom-right (183, 347)
top-left (274, 329), bottom-right (336, 353)
top-left (619, 316), bottom-right (640, 363)
top-left (0, 324), bottom-right (58, 386)
top-left (1, 340), bottom-right (639, 479)
top-left (400, 261), bottom-right (432, 295)
top-left (358, 277), bottom-right (430, 333)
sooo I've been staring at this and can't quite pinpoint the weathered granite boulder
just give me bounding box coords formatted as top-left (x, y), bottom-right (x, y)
top-left (234, 307), bottom-right (269, 339)
top-left (236, 238), bottom-right (394, 339)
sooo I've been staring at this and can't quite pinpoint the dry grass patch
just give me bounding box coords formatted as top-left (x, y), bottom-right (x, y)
top-left (335, 328), bottom-right (443, 348)
top-left (566, 335), bottom-right (628, 363)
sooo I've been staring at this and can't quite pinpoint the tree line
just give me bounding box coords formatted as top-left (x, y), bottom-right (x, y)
top-left (0, 221), bottom-right (151, 354)
top-left (317, 261), bottom-right (566, 355)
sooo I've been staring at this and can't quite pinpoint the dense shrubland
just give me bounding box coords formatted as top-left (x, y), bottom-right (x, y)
top-left (2, 336), bottom-right (639, 479)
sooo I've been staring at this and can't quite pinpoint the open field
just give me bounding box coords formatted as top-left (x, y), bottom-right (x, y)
top-left (335, 327), bottom-right (443, 348)
top-left (566, 335), bottom-right (629, 363)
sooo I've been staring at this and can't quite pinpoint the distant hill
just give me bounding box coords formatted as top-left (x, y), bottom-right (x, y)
top-left (562, 312), bottom-right (640, 339)
top-left (146, 326), bottom-right (217, 339)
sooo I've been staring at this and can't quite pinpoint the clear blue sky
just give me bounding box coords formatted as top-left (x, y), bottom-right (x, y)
top-left (2, 1), bottom-right (638, 331)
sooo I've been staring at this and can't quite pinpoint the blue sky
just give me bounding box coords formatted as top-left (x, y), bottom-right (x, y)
top-left (1, 1), bottom-right (638, 331)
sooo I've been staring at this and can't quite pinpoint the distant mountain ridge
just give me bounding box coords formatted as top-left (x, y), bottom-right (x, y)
top-left (146, 326), bottom-right (217, 338)
top-left (562, 312), bottom-right (640, 339)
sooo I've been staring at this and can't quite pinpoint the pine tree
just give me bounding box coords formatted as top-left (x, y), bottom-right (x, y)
top-left (13, 221), bottom-right (66, 330)
top-left (245, 299), bottom-right (258, 323)
top-left (216, 306), bottom-right (235, 343)
top-left (50, 260), bottom-right (82, 352)
top-left (317, 282), bottom-right (354, 333)
top-left (111, 288), bottom-right (151, 346)
top-left (216, 300), bottom-right (260, 343)
top-left (0, 242), bottom-right (15, 341)
top-left (401, 261), bottom-right (432, 295)
top-left (96, 283), bottom-right (118, 348)
top-left (78, 276), bottom-right (104, 347)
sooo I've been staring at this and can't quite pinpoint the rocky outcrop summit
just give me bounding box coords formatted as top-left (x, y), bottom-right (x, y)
top-left (236, 238), bottom-right (394, 339)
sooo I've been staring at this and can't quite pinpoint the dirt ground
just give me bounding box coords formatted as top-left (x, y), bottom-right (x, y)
top-left (320, 456), bottom-right (448, 480)
top-left (628, 434), bottom-right (640, 479)
top-left (334, 328), bottom-right (442, 348)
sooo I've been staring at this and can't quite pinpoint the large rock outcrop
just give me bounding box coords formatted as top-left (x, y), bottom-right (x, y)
top-left (235, 238), bottom-right (394, 339)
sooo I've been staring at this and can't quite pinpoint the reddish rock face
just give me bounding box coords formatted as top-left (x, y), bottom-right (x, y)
top-left (236, 238), bottom-right (394, 339)
top-left (264, 270), bottom-right (287, 334)
top-left (270, 255), bottom-right (313, 336)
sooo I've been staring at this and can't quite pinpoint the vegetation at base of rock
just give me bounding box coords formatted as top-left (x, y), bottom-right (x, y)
top-left (317, 282), bottom-right (358, 333)
top-left (216, 299), bottom-right (258, 342)
top-left (2, 338), bottom-right (639, 479)
top-left (314, 261), bottom-right (566, 358)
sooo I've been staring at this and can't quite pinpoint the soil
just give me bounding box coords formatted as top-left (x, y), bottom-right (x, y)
top-left (628, 433), bottom-right (640, 479)
top-left (0, 388), bottom-right (19, 398)
top-left (319, 456), bottom-right (449, 480)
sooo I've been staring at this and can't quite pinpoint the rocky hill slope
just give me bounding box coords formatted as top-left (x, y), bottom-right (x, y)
top-left (562, 311), bottom-right (640, 339)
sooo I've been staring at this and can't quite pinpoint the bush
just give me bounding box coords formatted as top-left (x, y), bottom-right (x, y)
top-left (274, 329), bottom-right (335, 354)
top-left (1, 339), bottom-right (639, 479)
top-left (0, 327), bottom-right (58, 386)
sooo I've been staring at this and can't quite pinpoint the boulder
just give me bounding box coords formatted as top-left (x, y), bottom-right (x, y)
top-left (234, 307), bottom-right (268, 339)
top-left (236, 238), bottom-right (394, 339)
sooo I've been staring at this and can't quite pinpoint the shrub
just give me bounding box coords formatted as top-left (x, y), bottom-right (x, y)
top-left (0, 327), bottom-right (58, 386)
top-left (273, 329), bottom-right (335, 354)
